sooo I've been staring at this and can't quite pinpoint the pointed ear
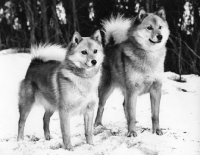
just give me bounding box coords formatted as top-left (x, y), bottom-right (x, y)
top-left (71, 31), bottom-right (82, 45)
top-left (137, 7), bottom-right (147, 22)
top-left (92, 30), bottom-right (102, 43)
top-left (155, 7), bottom-right (166, 20)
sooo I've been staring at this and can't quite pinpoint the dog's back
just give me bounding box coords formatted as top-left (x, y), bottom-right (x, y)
top-left (18, 45), bottom-right (66, 114)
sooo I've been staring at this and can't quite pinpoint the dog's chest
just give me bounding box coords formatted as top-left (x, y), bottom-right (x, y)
top-left (126, 56), bottom-right (164, 95)
top-left (60, 70), bottom-right (101, 114)
top-left (74, 77), bottom-right (98, 97)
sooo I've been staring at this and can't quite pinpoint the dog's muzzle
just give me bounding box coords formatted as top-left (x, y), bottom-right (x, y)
top-left (149, 34), bottom-right (162, 44)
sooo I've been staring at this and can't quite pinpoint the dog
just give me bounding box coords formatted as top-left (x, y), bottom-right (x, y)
top-left (17, 30), bottom-right (104, 150)
top-left (94, 7), bottom-right (170, 137)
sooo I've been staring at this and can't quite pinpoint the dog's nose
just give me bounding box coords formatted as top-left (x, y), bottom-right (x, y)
top-left (157, 34), bottom-right (163, 41)
top-left (91, 60), bottom-right (97, 66)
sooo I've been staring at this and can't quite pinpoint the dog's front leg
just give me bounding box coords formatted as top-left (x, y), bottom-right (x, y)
top-left (59, 108), bottom-right (73, 151)
top-left (124, 91), bottom-right (138, 137)
top-left (84, 106), bottom-right (94, 145)
top-left (150, 82), bottom-right (163, 135)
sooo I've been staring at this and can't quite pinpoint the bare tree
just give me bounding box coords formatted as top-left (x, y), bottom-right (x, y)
top-left (23, 0), bottom-right (36, 44)
top-left (52, 0), bottom-right (60, 42)
top-left (145, 0), bottom-right (150, 12)
top-left (41, 0), bottom-right (49, 42)
top-left (71, 0), bottom-right (79, 32)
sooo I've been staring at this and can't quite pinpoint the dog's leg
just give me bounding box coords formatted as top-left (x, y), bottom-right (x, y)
top-left (43, 110), bottom-right (55, 140)
top-left (122, 99), bottom-right (127, 121)
top-left (59, 108), bottom-right (72, 151)
top-left (124, 90), bottom-right (138, 137)
top-left (94, 85), bottom-right (114, 127)
top-left (17, 82), bottom-right (35, 141)
top-left (84, 107), bottom-right (94, 145)
top-left (18, 104), bottom-right (33, 140)
top-left (150, 82), bottom-right (163, 135)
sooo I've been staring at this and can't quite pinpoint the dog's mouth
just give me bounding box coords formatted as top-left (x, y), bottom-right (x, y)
top-left (149, 39), bottom-right (161, 44)
top-left (85, 63), bottom-right (95, 68)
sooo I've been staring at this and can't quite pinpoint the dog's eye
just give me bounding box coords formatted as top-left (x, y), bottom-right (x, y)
top-left (147, 25), bottom-right (153, 30)
top-left (81, 50), bottom-right (87, 55)
top-left (94, 49), bottom-right (97, 54)
top-left (159, 26), bottom-right (162, 29)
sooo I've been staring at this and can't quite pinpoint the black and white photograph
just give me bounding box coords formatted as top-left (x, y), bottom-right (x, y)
top-left (0, 0), bottom-right (199, 154)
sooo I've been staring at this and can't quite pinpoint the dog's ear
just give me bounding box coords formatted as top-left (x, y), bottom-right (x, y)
top-left (137, 7), bottom-right (147, 22)
top-left (155, 7), bottom-right (166, 20)
top-left (71, 31), bottom-right (82, 45)
top-left (92, 30), bottom-right (102, 44)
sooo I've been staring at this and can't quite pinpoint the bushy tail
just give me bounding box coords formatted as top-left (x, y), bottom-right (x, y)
top-left (102, 15), bottom-right (131, 45)
top-left (31, 44), bottom-right (67, 62)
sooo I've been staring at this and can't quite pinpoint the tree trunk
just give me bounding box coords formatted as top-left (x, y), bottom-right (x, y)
top-left (146, 0), bottom-right (150, 12)
top-left (52, 0), bottom-right (60, 43)
top-left (60, 0), bottom-right (71, 42)
top-left (71, 0), bottom-right (79, 32)
top-left (178, 34), bottom-right (182, 80)
top-left (24, 0), bottom-right (36, 44)
top-left (41, 0), bottom-right (49, 42)
top-left (191, 0), bottom-right (200, 74)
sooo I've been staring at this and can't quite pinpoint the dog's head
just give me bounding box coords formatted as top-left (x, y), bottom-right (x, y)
top-left (66, 30), bottom-right (104, 77)
top-left (131, 7), bottom-right (170, 51)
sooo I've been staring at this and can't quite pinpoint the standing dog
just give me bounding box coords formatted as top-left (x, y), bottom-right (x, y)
top-left (17, 30), bottom-right (104, 150)
top-left (95, 7), bottom-right (170, 137)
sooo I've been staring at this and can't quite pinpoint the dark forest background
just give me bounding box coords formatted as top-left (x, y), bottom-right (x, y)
top-left (0, 0), bottom-right (200, 76)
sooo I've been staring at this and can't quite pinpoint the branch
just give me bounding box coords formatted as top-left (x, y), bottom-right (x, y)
top-left (170, 34), bottom-right (200, 60)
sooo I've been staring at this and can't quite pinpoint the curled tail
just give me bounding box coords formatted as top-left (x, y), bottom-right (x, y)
top-left (102, 15), bottom-right (131, 45)
top-left (31, 44), bottom-right (67, 62)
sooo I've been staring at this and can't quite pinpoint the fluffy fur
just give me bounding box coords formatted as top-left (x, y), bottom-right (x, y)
top-left (95, 7), bottom-right (170, 137)
top-left (31, 44), bottom-right (66, 62)
top-left (17, 30), bottom-right (104, 150)
top-left (102, 15), bottom-right (132, 44)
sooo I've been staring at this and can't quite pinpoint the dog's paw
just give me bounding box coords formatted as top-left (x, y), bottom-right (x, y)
top-left (127, 131), bottom-right (137, 137)
top-left (63, 142), bottom-right (74, 151)
top-left (17, 137), bottom-right (24, 141)
top-left (66, 147), bottom-right (74, 151)
top-left (94, 125), bottom-right (107, 135)
top-left (86, 137), bottom-right (94, 145)
top-left (30, 135), bottom-right (40, 142)
top-left (45, 135), bottom-right (51, 141)
top-left (111, 128), bottom-right (120, 136)
top-left (94, 122), bottom-right (103, 128)
top-left (155, 129), bottom-right (163, 135)
top-left (45, 134), bottom-right (51, 141)
top-left (88, 142), bottom-right (94, 146)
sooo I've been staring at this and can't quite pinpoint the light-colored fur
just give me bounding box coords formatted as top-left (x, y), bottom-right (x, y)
top-left (17, 30), bottom-right (104, 150)
top-left (95, 8), bottom-right (170, 137)
top-left (102, 15), bottom-right (131, 44)
top-left (103, 15), bottom-right (169, 51)
top-left (132, 14), bottom-right (170, 51)
top-left (31, 44), bottom-right (66, 62)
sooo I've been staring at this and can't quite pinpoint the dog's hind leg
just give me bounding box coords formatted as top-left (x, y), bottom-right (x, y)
top-left (43, 110), bottom-right (55, 140)
top-left (17, 81), bottom-right (35, 141)
top-left (94, 84), bottom-right (114, 127)
top-left (150, 82), bottom-right (163, 135)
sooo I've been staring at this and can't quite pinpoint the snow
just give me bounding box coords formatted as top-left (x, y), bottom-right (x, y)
top-left (0, 53), bottom-right (199, 155)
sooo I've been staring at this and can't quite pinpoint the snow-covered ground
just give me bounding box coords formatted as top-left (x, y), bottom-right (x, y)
top-left (0, 53), bottom-right (199, 155)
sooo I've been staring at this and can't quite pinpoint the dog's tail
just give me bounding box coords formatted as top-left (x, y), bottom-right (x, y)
top-left (31, 44), bottom-right (66, 62)
top-left (102, 15), bottom-right (131, 45)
